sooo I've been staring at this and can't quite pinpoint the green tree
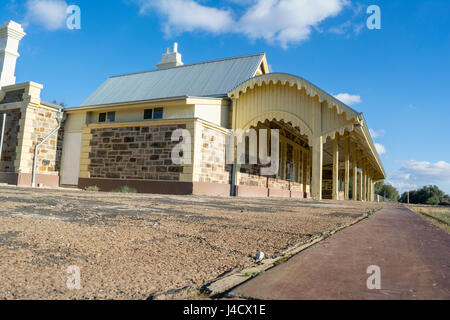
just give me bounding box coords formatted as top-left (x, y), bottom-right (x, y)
top-left (400, 185), bottom-right (447, 205)
top-left (374, 181), bottom-right (400, 201)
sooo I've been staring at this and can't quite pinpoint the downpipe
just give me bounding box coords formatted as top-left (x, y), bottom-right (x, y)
top-left (32, 110), bottom-right (64, 188)
top-left (0, 113), bottom-right (6, 159)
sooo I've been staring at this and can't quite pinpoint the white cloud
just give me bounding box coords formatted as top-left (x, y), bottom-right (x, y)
top-left (137, 0), bottom-right (234, 36)
top-left (135, 0), bottom-right (349, 48)
top-left (399, 160), bottom-right (450, 182)
top-left (334, 93), bottom-right (361, 105)
top-left (25, 0), bottom-right (68, 30)
top-left (388, 160), bottom-right (450, 192)
top-left (386, 181), bottom-right (418, 193)
top-left (369, 128), bottom-right (385, 138)
top-left (238, 0), bottom-right (346, 48)
top-left (374, 143), bottom-right (386, 155)
top-left (329, 21), bottom-right (352, 35)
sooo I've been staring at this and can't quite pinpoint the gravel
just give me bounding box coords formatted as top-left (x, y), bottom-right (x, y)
top-left (0, 185), bottom-right (387, 299)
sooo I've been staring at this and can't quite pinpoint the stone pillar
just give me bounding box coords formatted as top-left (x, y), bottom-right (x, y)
top-left (332, 135), bottom-right (339, 200)
top-left (344, 137), bottom-right (350, 200)
top-left (0, 21), bottom-right (26, 88)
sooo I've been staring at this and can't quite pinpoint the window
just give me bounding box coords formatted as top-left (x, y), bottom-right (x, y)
top-left (154, 108), bottom-right (163, 120)
top-left (99, 112), bottom-right (115, 123)
top-left (144, 108), bottom-right (163, 120)
top-left (99, 113), bottom-right (106, 122)
top-left (107, 112), bottom-right (116, 122)
top-left (144, 109), bottom-right (153, 120)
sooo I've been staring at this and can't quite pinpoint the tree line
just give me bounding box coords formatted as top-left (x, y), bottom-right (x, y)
top-left (374, 182), bottom-right (450, 205)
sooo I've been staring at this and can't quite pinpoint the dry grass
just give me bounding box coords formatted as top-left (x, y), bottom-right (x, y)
top-left (407, 205), bottom-right (450, 233)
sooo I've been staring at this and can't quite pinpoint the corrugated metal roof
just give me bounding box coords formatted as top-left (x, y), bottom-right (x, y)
top-left (80, 53), bottom-right (264, 107)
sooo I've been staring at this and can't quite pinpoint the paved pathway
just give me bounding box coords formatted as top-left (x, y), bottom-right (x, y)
top-left (231, 206), bottom-right (450, 300)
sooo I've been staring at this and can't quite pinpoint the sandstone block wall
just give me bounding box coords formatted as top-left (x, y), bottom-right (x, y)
top-left (88, 124), bottom-right (186, 181)
top-left (30, 108), bottom-right (62, 175)
top-left (0, 109), bottom-right (21, 172)
top-left (194, 124), bottom-right (231, 185)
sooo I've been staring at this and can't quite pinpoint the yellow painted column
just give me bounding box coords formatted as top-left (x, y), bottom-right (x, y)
top-left (372, 180), bottom-right (376, 202)
top-left (306, 149), bottom-right (311, 196)
top-left (303, 150), bottom-right (307, 196)
top-left (359, 171), bottom-right (363, 201)
top-left (311, 136), bottom-right (323, 200)
top-left (281, 142), bottom-right (287, 180)
top-left (344, 138), bottom-right (350, 200)
top-left (332, 135), bottom-right (339, 200)
top-left (352, 143), bottom-right (358, 201)
top-left (360, 157), bottom-right (364, 201)
top-left (363, 161), bottom-right (368, 201)
top-left (298, 150), bottom-right (305, 191)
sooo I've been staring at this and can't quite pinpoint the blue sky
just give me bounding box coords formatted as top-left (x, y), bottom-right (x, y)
top-left (1, 0), bottom-right (449, 194)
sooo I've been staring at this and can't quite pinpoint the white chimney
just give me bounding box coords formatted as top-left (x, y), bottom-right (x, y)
top-left (0, 21), bottom-right (26, 88)
top-left (156, 42), bottom-right (184, 70)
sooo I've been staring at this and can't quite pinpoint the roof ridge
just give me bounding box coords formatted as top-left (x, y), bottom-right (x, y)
top-left (109, 52), bottom-right (265, 79)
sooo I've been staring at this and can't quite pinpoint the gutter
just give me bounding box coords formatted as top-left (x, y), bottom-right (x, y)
top-left (32, 109), bottom-right (64, 188)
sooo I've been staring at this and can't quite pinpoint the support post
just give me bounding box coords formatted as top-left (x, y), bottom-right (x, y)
top-left (360, 157), bottom-right (364, 201)
top-left (352, 143), bottom-right (358, 201)
top-left (363, 161), bottom-right (368, 201)
top-left (332, 135), bottom-right (339, 200)
top-left (311, 135), bottom-right (323, 200)
top-left (281, 142), bottom-right (287, 180)
top-left (344, 137), bottom-right (350, 200)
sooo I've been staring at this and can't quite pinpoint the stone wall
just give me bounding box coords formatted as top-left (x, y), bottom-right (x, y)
top-left (290, 182), bottom-right (303, 192)
top-left (31, 108), bottom-right (62, 175)
top-left (0, 82), bottom-right (62, 187)
top-left (238, 172), bottom-right (267, 188)
top-left (195, 125), bottom-right (230, 184)
top-left (88, 124), bottom-right (186, 181)
top-left (268, 178), bottom-right (291, 190)
top-left (0, 109), bottom-right (21, 172)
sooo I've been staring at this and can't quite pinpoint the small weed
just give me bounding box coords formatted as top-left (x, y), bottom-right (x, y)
top-left (245, 271), bottom-right (265, 278)
top-left (112, 186), bottom-right (137, 194)
top-left (84, 186), bottom-right (99, 192)
top-left (274, 257), bottom-right (290, 266)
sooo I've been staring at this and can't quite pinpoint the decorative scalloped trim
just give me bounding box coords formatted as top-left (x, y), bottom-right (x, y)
top-left (323, 124), bottom-right (355, 141)
top-left (229, 74), bottom-right (360, 123)
top-left (241, 111), bottom-right (313, 143)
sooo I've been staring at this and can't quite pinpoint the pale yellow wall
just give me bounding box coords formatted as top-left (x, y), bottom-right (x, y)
top-left (63, 112), bottom-right (86, 133)
top-left (194, 104), bottom-right (229, 128)
top-left (66, 99), bottom-right (231, 130)
top-left (233, 82), bottom-right (356, 141)
top-left (234, 82), bottom-right (318, 137)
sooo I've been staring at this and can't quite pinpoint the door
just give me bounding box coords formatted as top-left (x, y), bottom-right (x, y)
top-left (60, 132), bottom-right (82, 186)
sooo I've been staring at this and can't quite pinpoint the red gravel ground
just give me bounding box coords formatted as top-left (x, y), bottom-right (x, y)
top-left (0, 185), bottom-right (386, 300)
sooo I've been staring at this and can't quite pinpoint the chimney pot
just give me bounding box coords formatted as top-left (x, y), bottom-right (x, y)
top-left (156, 43), bottom-right (184, 70)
